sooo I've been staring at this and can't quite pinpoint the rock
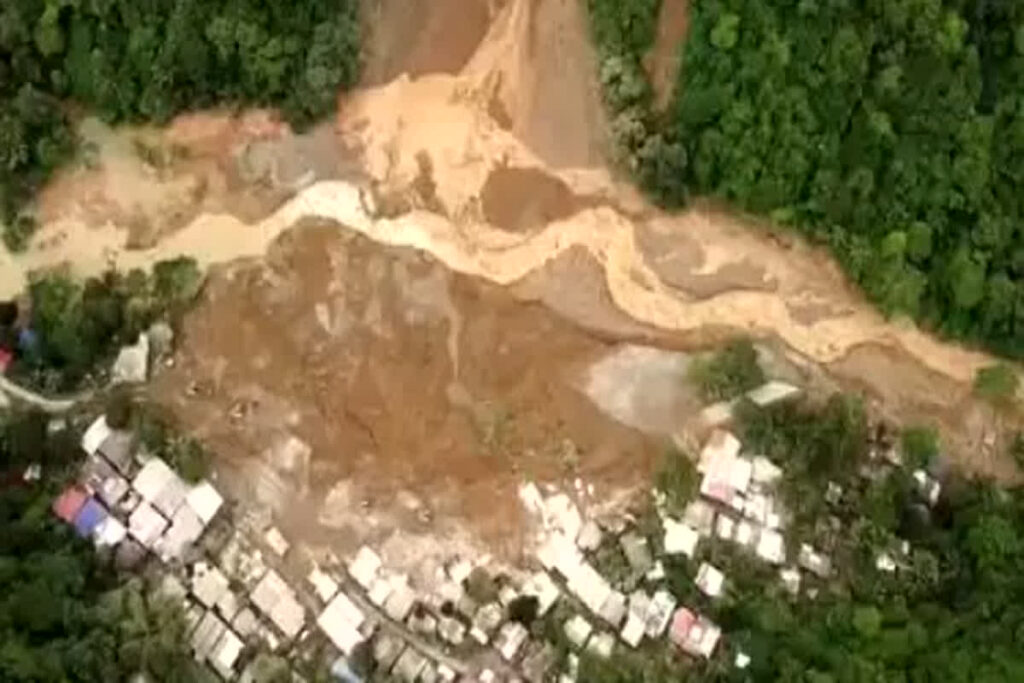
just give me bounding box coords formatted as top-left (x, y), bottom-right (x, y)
top-left (147, 321), bottom-right (175, 357)
top-left (112, 334), bottom-right (150, 384)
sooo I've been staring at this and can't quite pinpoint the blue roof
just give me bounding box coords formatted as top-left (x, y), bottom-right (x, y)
top-left (73, 498), bottom-right (108, 538)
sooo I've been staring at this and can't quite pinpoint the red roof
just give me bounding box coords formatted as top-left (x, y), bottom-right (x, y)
top-left (0, 348), bottom-right (12, 374)
top-left (53, 486), bottom-right (88, 523)
top-left (669, 607), bottom-right (697, 648)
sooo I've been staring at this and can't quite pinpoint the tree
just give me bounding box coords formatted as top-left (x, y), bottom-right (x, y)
top-left (974, 363), bottom-right (1019, 404)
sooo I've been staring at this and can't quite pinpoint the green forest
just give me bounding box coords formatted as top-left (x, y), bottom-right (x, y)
top-left (587, 0), bottom-right (1024, 358)
top-left (582, 395), bottom-right (1024, 682)
top-left (0, 0), bottom-right (360, 248)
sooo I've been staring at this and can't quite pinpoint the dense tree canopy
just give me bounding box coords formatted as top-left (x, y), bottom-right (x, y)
top-left (0, 0), bottom-right (360, 248)
top-left (588, 0), bottom-right (1024, 358)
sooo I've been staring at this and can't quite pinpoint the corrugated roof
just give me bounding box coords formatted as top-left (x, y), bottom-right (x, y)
top-left (73, 498), bottom-right (108, 538)
top-left (318, 592), bottom-right (367, 655)
top-left (53, 485), bottom-right (88, 523)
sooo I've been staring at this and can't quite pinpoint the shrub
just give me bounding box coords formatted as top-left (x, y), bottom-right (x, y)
top-left (688, 339), bottom-right (765, 402)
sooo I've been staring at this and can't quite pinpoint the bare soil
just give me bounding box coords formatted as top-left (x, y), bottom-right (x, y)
top-left (152, 221), bottom-right (659, 560)
top-left (644, 0), bottom-right (690, 110)
top-left (481, 165), bottom-right (581, 233)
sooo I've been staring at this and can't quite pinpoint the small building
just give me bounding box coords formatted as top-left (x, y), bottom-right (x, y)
top-left (644, 590), bottom-right (677, 638)
top-left (308, 566), bottom-right (340, 603)
top-left (157, 505), bottom-right (205, 561)
top-left (696, 563), bottom-right (725, 599)
top-left (619, 532), bottom-right (654, 575)
top-left (663, 518), bottom-right (700, 558)
top-left (755, 528), bottom-right (785, 565)
top-left (438, 616), bottom-right (466, 646)
top-left (734, 519), bottom-right (758, 549)
top-left (683, 500), bottom-right (716, 537)
top-left (472, 602), bottom-right (504, 644)
top-left (372, 632), bottom-right (405, 673)
top-left (94, 516), bottom-right (127, 548)
top-left (210, 628), bottom-right (244, 680)
top-left (348, 546), bottom-right (383, 590)
top-left (81, 454), bottom-right (130, 508)
top-left (185, 481), bottom-right (224, 525)
top-left (496, 621), bottom-right (529, 661)
top-left (192, 611), bottom-right (228, 662)
top-left (587, 631), bottom-right (615, 660)
top-left (798, 544), bottom-right (832, 578)
top-left (128, 501), bottom-right (168, 549)
top-left (597, 589), bottom-right (627, 627)
top-left (251, 570), bottom-right (306, 639)
top-left (564, 615), bottom-right (593, 649)
top-left (576, 520), bottom-right (603, 552)
top-left (318, 591), bottom-right (367, 656)
top-left (73, 498), bottom-right (108, 539)
top-left (263, 526), bottom-right (290, 557)
top-left (912, 470), bottom-right (942, 506)
top-left (564, 561), bottom-right (612, 615)
top-left (523, 571), bottom-right (560, 617)
top-left (383, 578), bottom-right (417, 623)
top-left (53, 485), bottom-right (88, 523)
top-left (669, 608), bottom-right (721, 659)
top-left (192, 562), bottom-right (231, 610)
top-left (133, 457), bottom-right (187, 518)
top-left (232, 608), bottom-right (260, 639)
top-left (779, 566), bottom-right (801, 595)
top-left (746, 381), bottom-right (801, 407)
top-left (81, 416), bottom-right (113, 457)
top-left (751, 456), bottom-right (782, 487)
top-left (715, 515), bottom-right (736, 542)
top-left (392, 648), bottom-right (428, 682)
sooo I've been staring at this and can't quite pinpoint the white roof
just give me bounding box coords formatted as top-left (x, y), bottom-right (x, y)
top-left (81, 416), bottom-right (112, 456)
top-left (263, 527), bottom-right (290, 557)
top-left (543, 493), bottom-right (583, 541)
top-left (645, 590), bottom-right (677, 637)
top-left (744, 493), bottom-right (770, 525)
top-left (746, 381), bottom-right (800, 407)
top-left (523, 571), bottom-right (561, 616)
top-left (728, 457), bottom-right (754, 493)
top-left (683, 500), bottom-right (716, 536)
top-left (735, 651), bottom-right (751, 669)
top-left (210, 628), bottom-right (244, 679)
top-left (193, 563), bottom-right (231, 609)
top-left (564, 615), bottom-right (593, 648)
top-left (698, 430), bottom-right (742, 473)
top-left (663, 518), bottom-right (699, 557)
top-left (186, 481), bottom-right (223, 525)
top-left (780, 567), bottom-right (801, 594)
top-left (308, 567), bottom-right (340, 602)
top-left (696, 564), bottom-right (725, 598)
top-left (876, 553), bottom-right (897, 573)
top-left (751, 456), bottom-right (782, 485)
top-left (496, 621), bottom-right (529, 661)
top-left (132, 457), bottom-right (173, 500)
top-left (735, 519), bottom-right (758, 548)
top-left (565, 561), bottom-right (612, 614)
top-left (318, 592), bottom-right (367, 655)
top-left (689, 618), bottom-right (722, 658)
top-left (128, 501), bottom-right (168, 548)
top-left (368, 575), bottom-right (395, 607)
top-left (715, 515), bottom-right (736, 541)
top-left (576, 519), bottom-right (603, 551)
top-left (699, 401), bottom-right (736, 429)
top-left (620, 613), bottom-right (645, 647)
top-left (587, 632), bottom-right (615, 659)
top-left (157, 504), bottom-right (204, 561)
top-left (93, 516), bottom-right (127, 547)
top-left (348, 546), bottom-right (382, 589)
top-left (251, 570), bottom-right (305, 638)
top-left (756, 528), bottom-right (785, 564)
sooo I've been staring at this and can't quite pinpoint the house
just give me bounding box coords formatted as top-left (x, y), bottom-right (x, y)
top-left (383, 578), bottom-right (417, 622)
top-left (564, 615), bottom-right (593, 649)
top-left (133, 457), bottom-right (187, 517)
top-left (644, 590), bottom-right (677, 638)
top-left (308, 566), bottom-right (340, 603)
top-left (263, 526), bottom-right (290, 557)
top-left (471, 602), bottom-right (504, 644)
top-left (81, 416), bottom-right (113, 457)
top-left (683, 500), bottom-right (716, 537)
top-left (619, 532), bottom-right (654, 575)
top-left (912, 470), bottom-right (942, 506)
top-left (698, 430), bottom-right (742, 473)
top-left (192, 562), bottom-right (231, 611)
top-left (392, 648), bottom-right (428, 682)
top-left (597, 590), bottom-right (627, 627)
top-left (746, 381), bottom-right (801, 407)
top-left (779, 567), bottom-right (801, 595)
top-left (157, 505), bottom-right (205, 561)
top-left (348, 546), bottom-right (383, 590)
top-left (587, 632), bottom-right (615, 660)
top-left (209, 628), bottom-right (244, 680)
top-left (318, 592), bottom-right (367, 656)
top-left (669, 608), bottom-right (721, 659)
top-left (251, 570), bottom-right (306, 639)
top-left (372, 633), bottom-right (405, 673)
top-left (496, 621), bottom-right (529, 661)
top-left (53, 485), bottom-right (88, 523)
top-left (185, 481), bottom-right (224, 525)
top-left (192, 611), bottom-right (228, 661)
top-left (798, 544), bottom-right (831, 578)
top-left (663, 518), bottom-right (700, 558)
top-left (129, 501), bottom-right (169, 549)
top-left (695, 563), bottom-right (725, 599)
top-left (715, 515), bottom-right (736, 542)
top-left (755, 528), bottom-right (785, 564)
top-left (94, 516), bottom-right (127, 547)
top-left (80, 454), bottom-right (130, 508)
top-left (576, 520), bottom-right (603, 552)
top-left (73, 497), bottom-right (108, 539)
top-left (522, 571), bottom-right (560, 617)
top-left (438, 616), bottom-right (466, 645)
top-left (734, 519), bottom-right (758, 549)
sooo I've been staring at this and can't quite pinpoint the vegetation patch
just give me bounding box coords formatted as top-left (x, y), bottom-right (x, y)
top-left (687, 338), bottom-right (765, 402)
